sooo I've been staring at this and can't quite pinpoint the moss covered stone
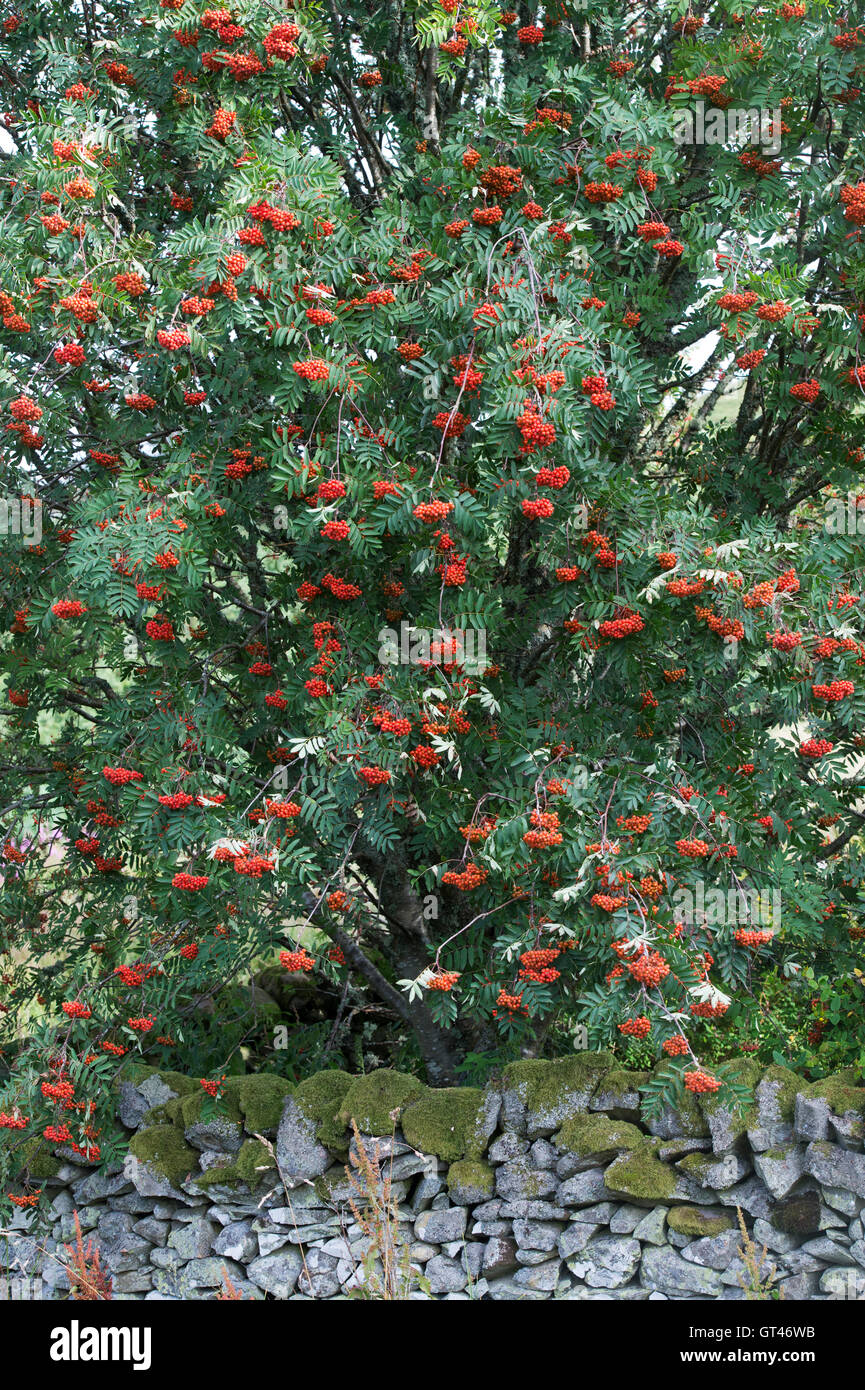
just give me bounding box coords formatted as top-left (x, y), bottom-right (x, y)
top-left (755, 1065), bottom-right (801, 1123)
top-left (336, 1069), bottom-right (427, 1137)
top-left (554, 1112), bottom-right (644, 1160)
top-left (604, 1139), bottom-right (679, 1202)
top-left (294, 1070), bottom-right (353, 1150)
top-left (808, 1075), bottom-right (865, 1117)
top-left (502, 1052), bottom-right (614, 1133)
top-left (235, 1138), bottom-right (276, 1185)
top-left (223, 1074), bottom-right (294, 1134)
top-left (18, 1137), bottom-right (61, 1179)
top-left (447, 1158), bottom-right (495, 1204)
top-left (666, 1205), bottom-right (734, 1237)
top-left (400, 1087), bottom-right (484, 1162)
top-left (127, 1125), bottom-right (197, 1187)
top-left (153, 1069), bottom-right (200, 1097)
top-left (643, 1061), bottom-right (710, 1139)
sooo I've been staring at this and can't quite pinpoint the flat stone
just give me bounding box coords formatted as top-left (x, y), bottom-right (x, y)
top-left (680, 1229), bottom-right (742, 1271)
top-left (482, 1237), bottom-right (519, 1279)
top-left (567, 1235), bottom-right (640, 1289)
top-left (512, 1219), bottom-right (563, 1252)
top-left (495, 1160), bottom-right (557, 1202)
top-left (556, 1169), bottom-right (610, 1207)
top-left (213, 1220), bottom-right (257, 1262)
top-left (167, 1218), bottom-right (217, 1260)
top-left (558, 1222), bottom-right (602, 1259)
top-left (633, 1208), bottom-right (667, 1246)
top-left (640, 1245), bottom-right (724, 1297)
top-left (794, 1094), bottom-right (832, 1143)
top-left (752, 1143), bottom-right (807, 1199)
top-left (804, 1141), bottom-right (865, 1198)
top-left (414, 1207), bottom-right (467, 1244)
top-left (425, 1255), bottom-right (468, 1294)
top-left (513, 1258), bottom-right (563, 1292)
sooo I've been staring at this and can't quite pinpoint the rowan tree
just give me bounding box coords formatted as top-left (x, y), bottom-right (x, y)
top-left (1, 0), bottom-right (865, 1184)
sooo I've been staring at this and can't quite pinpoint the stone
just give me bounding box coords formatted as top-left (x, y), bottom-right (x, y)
top-left (609, 1204), bottom-right (644, 1234)
top-left (275, 1096), bottom-right (330, 1185)
top-left (495, 1159), bottom-right (558, 1202)
top-left (714, 1176), bottom-right (774, 1220)
top-left (747, 1066), bottom-right (799, 1151)
top-left (640, 1245), bottom-right (724, 1297)
top-left (799, 1235), bottom-right (856, 1266)
top-left (425, 1255), bottom-right (468, 1294)
top-left (676, 1151), bottom-right (751, 1191)
top-left (752, 1143), bottom-right (808, 1199)
top-left (512, 1219), bottom-right (563, 1252)
top-left (414, 1207), bottom-right (467, 1244)
top-left (213, 1220), bottom-right (257, 1262)
top-left (529, 1139), bottom-right (558, 1169)
top-left (666, 1206), bottom-right (734, 1238)
top-left (554, 1114), bottom-right (644, 1170)
top-left (482, 1237), bottom-right (520, 1279)
top-left (794, 1094), bottom-right (832, 1143)
top-left (447, 1159), bottom-right (495, 1205)
top-left (556, 1169), bottom-right (610, 1207)
top-left (558, 1222), bottom-right (602, 1259)
top-left (633, 1207), bottom-right (667, 1245)
top-left (488, 1133), bottom-right (528, 1163)
top-left (167, 1217), bottom-right (217, 1260)
top-left (184, 1257), bottom-right (242, 1289)
top-left (680, 1229), bottom-right (742, 1270)
top-left (753, 1218), bottom-right (800, 1255)
top-left (501, 1054), bottom-right (614, 1138)
top-left (131, 1217), bottom-right (169, 1247)
top-left (184, 1119), bottom-right (243, 1154)
top-left (567, 1235), bottom-right (640, 1288)
top-left (513, 1258), bottom-right (563, 1291)
top-left (247, 1250), bottom-right (304, 1298)
top-left (822, 1187), bottom-right (863, 1218)
top-left (804, 1141), bottom-right (865, 1198)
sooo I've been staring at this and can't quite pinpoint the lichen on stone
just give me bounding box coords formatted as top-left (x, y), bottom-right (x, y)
top-left (127, 1124), bottom-right (197, 1187)
top-left (400, 1086), bottom-right (484, 1161)
top-left (807, 1074), bottom-right (865, 1117)
top-left (336, 1068), bottom-right (427, 1137)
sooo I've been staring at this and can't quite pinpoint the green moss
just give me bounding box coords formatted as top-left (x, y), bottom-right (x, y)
top-left (699, 1057), bottom-right (762, 1127)
top-left (17, 1137), bottom-right (61, 1179)
top-left (756, 1065), bottom-right (802, 1122)
top-left (604, 1138), bottom-right (678, 1201)
top-left (222, 1074), bottom-right (294, 1133)
top-left (235, 1138), bottom-right (276, 1186)
top-left (502, 1052), bottom-right (614, 1115)
top-left (193, 1163), bottom-right (241, 1189)
top-left (596, 1068), bottom-right (650, 1101)
top-left (808, 1075), bottom-right (865, 1116)
top-left (666, 1205), bottom-right (734, 1237)
top-left (555, 1112), bottom-right (644, 1158)
top-left (294, 1069), bottom-right (353, 1150)
top-left (447, 1159), bottom-right (495, 1202)
top-left (400, 1087), bottom-right (484, 1161)
top-left (127, 1124), bottom-right (197, 1187)
top-left (336, 1069), bottom-right (427, 1137)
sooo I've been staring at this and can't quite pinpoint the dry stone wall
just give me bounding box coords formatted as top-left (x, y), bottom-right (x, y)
top-left (6, 1054), bottom-right (865, 1300)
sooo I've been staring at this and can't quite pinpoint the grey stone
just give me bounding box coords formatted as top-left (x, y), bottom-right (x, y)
top-left (499, 1200), bottom-right (567, 1220)
top-left (822, 1187), bottom-right (863, 1218)
top-left (247, 1250), bottom-right (304, 1298)
top-left (640, 1245), bottom-right (724, 1297)
top-left (752, 1143), bottom-right (807, 1199)
top-left (414, 1207), bottom-right (467, 1244)
top-left (557, 1222), bottom-right (602, 1259)
top-left (529, 1139), bottom-right (558, 1170)
top-left (482, 1236), bottom-right (520, 1279)
top-left (633, 1208), bottom-right (667, 1246)
top-left (167, 1217), bottom-right (217, 1260)
top-left (804, 1141), bottom-right (865, 1198)
top-left (714, 1176), bottom-right (774, 1220)
top-left (122, 1154), bottom-right (188, 1201)
top-left (609, 1204), bottom-right (644, 1234)
top-left (556, 1169), bottom-right (610, 1207)
top-left (567, 1235), bottom-right (640, 1288)
top-left (496, 1160), bottom-right (557, 1202)
top-left (488, 1133), bottom-right (529, 1163)
top-left (799, 1235), bottom-right (856, 1266)
top-left (680, 1229), bottom-right (742, 1270)
top-left (184, 1257), bottom-right (243, 1289)
top-left (213, 1220), bottom-right (257, 1262)
top-left (131, 1217), bottom-right (169, 1247)
top-left (795, 1094), bottom-right (832, 1143)
top-left (513, 1258), bottom-right (563, 1291)
top-left (678, 1152), bottom-right (751, 1191)
top-left (274, 1096), bottom-right (330, 1185)
top-left (512, 1219), bottom-right (563, 1252)
top-left (185, 1119), bottom-right (243, 1154)
top-left (753, 1218), bottom-right (800, 1255)
top-left (425, 1255), bottom-right (468, 1294)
